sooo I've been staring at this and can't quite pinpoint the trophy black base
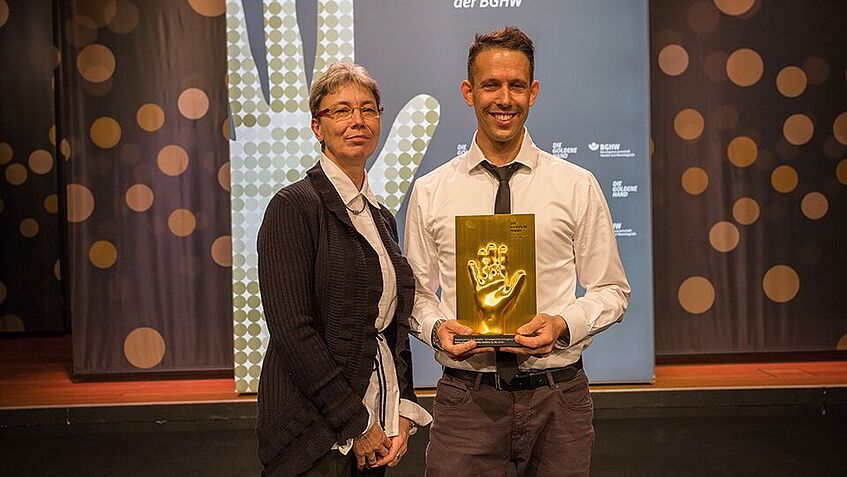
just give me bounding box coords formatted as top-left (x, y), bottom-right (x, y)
top-left (454, 334), bottom-right (519, 347)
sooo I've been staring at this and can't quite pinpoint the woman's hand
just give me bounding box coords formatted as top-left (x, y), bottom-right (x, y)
top-left (352, 423), bottom-right (391, 470)
top-left (373, 416), bottom-right (412, 468)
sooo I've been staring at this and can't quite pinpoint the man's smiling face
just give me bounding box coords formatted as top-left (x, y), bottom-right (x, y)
top-left (462, 48), bottom-right (539, 158)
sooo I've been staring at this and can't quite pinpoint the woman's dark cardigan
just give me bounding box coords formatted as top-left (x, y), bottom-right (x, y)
top-left (256, 163), bottom-right (418, 476)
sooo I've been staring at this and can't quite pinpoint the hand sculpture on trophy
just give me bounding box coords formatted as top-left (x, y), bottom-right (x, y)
top-left (467, 243), bottom-right (527, 334)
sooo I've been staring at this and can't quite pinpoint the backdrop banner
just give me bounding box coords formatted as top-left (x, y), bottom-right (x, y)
top-left (226, 0), bottom-right (654, 392)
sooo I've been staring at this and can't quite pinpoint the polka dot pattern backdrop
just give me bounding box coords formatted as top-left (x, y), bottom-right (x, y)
top-left (0, 1), bottom-right (64, 333)
top-left (652, 0), bottom-right (847, 354)
top-left (53, 0), bottom-right (233, 375)
top-left (225, 0), bottom-right (439, 392)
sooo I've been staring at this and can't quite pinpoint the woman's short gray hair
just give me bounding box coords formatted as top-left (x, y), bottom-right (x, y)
top-left (309, 63), bottom-right (381, 118)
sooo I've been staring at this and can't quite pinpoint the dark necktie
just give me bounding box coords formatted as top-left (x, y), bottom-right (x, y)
top-left (479, 161), bottom-right (521, 384)
top-left (479, 161), bottom-right (521, 214)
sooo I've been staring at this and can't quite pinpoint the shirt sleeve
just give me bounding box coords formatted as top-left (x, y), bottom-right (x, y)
top-left (558, 173), bottom-right (631, 346)
top-left (399, 398), bottom-right (433, 435)
top-left (403, 182), bottom-right (450, 348)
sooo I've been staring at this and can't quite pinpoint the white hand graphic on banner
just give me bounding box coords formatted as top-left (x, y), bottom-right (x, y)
top-left (225, 0), bottom-right (440, 392)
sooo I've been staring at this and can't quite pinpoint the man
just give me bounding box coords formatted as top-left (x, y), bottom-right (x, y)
top-left (404, 27), bottom-right (630, 476)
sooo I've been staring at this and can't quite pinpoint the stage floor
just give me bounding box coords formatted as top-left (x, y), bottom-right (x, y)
top-left (3, 336), bottom-right (846, 476)
top-left (1, 335), bottom-right (845, 409)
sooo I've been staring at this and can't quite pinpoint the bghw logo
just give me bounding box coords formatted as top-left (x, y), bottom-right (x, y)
top-left (589, 141), bottom-right (636, 158)
top-left (613, 222), bottom-right (637, 237)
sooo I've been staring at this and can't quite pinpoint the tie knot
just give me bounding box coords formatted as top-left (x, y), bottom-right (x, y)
top-left (480, 161), bottom-right (521, 183)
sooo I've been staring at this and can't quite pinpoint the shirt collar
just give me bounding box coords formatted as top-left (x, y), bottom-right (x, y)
top-left (319, 154), bottom-right (380, 210)
top-left (461, 128), bottom-right (538, 174)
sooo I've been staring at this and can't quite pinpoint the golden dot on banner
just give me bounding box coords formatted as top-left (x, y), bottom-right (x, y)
top-left (658, 45), bottom-right (689, 76)
top-left (713, 0), bottom-right (755, 16)
top-left (90, 117), bottom-right (121, 149)
top-left (20, 218), bottom-right (39, 238)
top-left (123, 327), bottom-right (166, 369)
top-left (178, 88), bottom-right (210, 120)
top-left (0, 315), bottom-right (25, 332)
top-left (5, 163), bottom-right (27, 185)
top-left (726, 48), bottom-right (764, 87)
top-left (187, 0), bottom-right (226, 17)
top-left (771, 165), bottom-right (798, 193)
top-left (71, 0), bottom-right (117, 27)
top-left (44, 194), bottom-right (58, 214)
top-left (76, 44), bottom-right (116, 83)
top-left (0, 142), bottom-right (12, 164)
top-left (125, 184), bottom-right (154, 212)
top-left (688, 1), bottom-right (720, 33)
top-left (833, 112), bottom-right (847, 146)
top-left (218, 162), bottom-right (231, 192)
top-left (783, 114), bottom-right (814, 146)
top-left (49, 126), bottom-right (56, 145)
top-left (674, 108), bottom-right (705, 140)
top-left (776, 66), bottom-right (807, 98)
top-left (800, 192), bottom-right (828, 220)
top-left (89, 240), bottom-right (117, 269)
top-left (802, 56), bottom-right (830, 85)
top-left (60, 139), bottom-right (71, 160)
top-left (222, 117), bottom-right (231, 140)
top-left (136, 103), bottom-right (165, 132)
top-left (211, 235), bottom-right (232, 267)
top-left (704, 51), bottom-right (729, 82)
top-left (54, 260), bottom-right (61, 280)
top-left (0, 1), bottom-right (8, 29)
top-left (678, 276), bottom-right (715, 314)
top-left (837, 159), bottom-right (847, 185)
top-left (709, 221), bottom-right (740, 252)
top-left (66, 183), bottom-right (95, 222)
top-left (168, 209), bottom-right (197, 237)
top-left (157, 145), bottom-right (189, 176)
top-left (727, 136), bottom-right (758, 167)
top-left (732, 197), bottom-right (760, 225)
top-left (837, 334), bottom-right (847, 351)
top-left (107, 0), bottom-right (139, 34)
top-left (28, 149), bottom-right (54, 175)
top-left (681, 167), bottom-right (709, 195)
top-left (763, 265), bottom-right (799, 303)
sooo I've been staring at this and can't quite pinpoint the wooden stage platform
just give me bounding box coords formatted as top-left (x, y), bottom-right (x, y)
top-left (2, 336), bottom-right (846, 476)
top-left (1, 335), bottom-right (846, 409)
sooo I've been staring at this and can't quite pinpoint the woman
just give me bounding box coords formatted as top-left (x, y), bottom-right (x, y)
top-left (256, 63), bottom-right (431, 476)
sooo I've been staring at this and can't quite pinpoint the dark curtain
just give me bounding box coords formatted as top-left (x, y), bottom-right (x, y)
top-left (54, 0), bottom-right (232, 375)
top-left (0, 0), bottom-right (64, 333)
top-left (651, 0), bottom-right (847, 354)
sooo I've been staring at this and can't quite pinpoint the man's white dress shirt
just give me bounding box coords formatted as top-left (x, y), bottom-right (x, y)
top-left (404, 130), bottom-right (631, 372)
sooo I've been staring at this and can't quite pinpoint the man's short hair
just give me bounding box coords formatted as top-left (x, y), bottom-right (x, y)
top-left (467, 26), bottom-right (535, 83)
top-left (309, 62), bottom-right (380, 118)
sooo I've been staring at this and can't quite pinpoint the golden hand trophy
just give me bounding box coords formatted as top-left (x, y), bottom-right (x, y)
top-left (455, 214), bottom-right (536, 347)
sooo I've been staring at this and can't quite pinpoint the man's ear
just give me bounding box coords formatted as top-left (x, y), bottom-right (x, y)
top-left (529, 79), bottom-right (539, 107)
top-left (310, 117), bottom-right (322, 142)
top-left (460, 80), bottom-right (474, 107)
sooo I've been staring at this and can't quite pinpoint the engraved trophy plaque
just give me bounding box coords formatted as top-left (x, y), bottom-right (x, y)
top-left (454, 214), bottom-right (536, 347)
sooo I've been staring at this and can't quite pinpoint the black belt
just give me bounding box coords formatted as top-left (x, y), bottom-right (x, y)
top-left (444, 358), bottom-right (583, 391)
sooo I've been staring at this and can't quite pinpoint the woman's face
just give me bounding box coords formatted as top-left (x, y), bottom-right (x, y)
top-left (311, 83), bottom-right (380, 167)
